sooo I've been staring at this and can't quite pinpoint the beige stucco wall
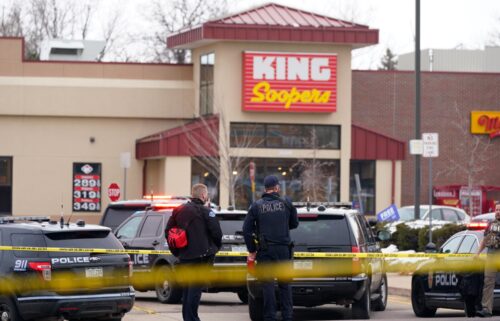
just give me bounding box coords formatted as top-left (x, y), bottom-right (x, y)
top-left (0, 116), bottom-right (184, 222)
top-left (0, 38), bottom-right (195, 220)
top-left (163, 157), bottom-right (191, 196)
top-left (193, 42), bottom-right (352, 207)
top-left (375, 160), bottom-right (402, 214)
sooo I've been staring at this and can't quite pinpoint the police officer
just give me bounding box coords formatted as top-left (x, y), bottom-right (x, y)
top-left (243, 175), bottom-right (299, 321)
top-left (476, 202), bottom-right (500, 318)
top-left (166, 183), bottom-right (222, 321)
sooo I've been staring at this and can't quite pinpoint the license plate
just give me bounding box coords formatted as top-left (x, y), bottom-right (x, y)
top-left (231, 245), bottom-right (247, 253)
top-left (85, 267), bottom-right (103, 278)
top-left (294, 260), bottom-right (313, 270)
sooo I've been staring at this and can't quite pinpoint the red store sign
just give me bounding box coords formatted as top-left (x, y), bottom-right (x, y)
top-left (242, 51), bottom-right (337, 113)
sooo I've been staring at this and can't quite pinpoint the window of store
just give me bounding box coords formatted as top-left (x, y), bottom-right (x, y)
top-left (0, 157), bottom-right (12, 214)
top-left (200, 52), bottom-right (214, 115)
top-left (191, 158), bottom-right (219, 205)
top-left (349, 160), bottom-right (375, 215)
top-left (230, 123), bottom-right (340, 149)
top-left (233, 158), bottom-right (340, 209)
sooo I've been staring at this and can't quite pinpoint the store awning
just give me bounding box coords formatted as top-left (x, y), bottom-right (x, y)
top-left (351, 124), bottom-right (405, 160)
top-left (136, 115), bottom-right (219, 160)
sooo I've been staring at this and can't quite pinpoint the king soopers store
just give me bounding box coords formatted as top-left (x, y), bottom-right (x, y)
top-left (0, 4), bottom-right (404, 222)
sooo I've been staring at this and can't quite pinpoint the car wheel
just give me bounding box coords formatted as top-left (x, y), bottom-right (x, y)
top-left (248, 295), bottom-right (264, 321)
top-left (411, 279), bottom-right (436, 317)
top-left (352, 280), bottom-right (371, 319)
top-left (0, 297), bottom-right (21, 321)
top-left (154, 265), bottom-right (182, 304)
top-left (371, 274), bottom-right (388, 311)
top-left (237, 289), bottom-right (248, 304)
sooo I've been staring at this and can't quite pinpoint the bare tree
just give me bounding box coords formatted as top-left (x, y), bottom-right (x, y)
top-left (292, 129), bottom-right (339, 201)
top-left (0, 0), bottom-right (121, 60)
top-left (0, 2), bottom-right (23, 37)
top-left (181, 112), bottom-right (262, 207)
top-left (436, 103), bottom-right (494, 215)
top-left (148, 0), bottom-right (227, 63)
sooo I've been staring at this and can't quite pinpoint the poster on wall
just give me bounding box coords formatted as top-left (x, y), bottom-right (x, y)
top-left (72, 163), bottom-right (101, 212)
top-left (242, 51), bottom-right (337, 113)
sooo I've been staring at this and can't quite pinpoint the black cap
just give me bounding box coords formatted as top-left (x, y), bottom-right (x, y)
top-left (264, 175), bottom-right (279, 189)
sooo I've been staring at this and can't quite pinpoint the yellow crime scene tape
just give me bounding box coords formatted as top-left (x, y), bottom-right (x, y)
top-left (0, 245), bottom-right (481, 258)
top-left (0, 245), bottom-right (499, 293)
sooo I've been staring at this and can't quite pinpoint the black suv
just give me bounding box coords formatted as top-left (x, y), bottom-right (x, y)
top-left (247, 204), bottom-right (388, 320)
top-left (100, 197), bottom-right (187, 231)
top-left (114, 207), bottom-right (249, 303)
top-left (0, 216), bottom-right (134, 321)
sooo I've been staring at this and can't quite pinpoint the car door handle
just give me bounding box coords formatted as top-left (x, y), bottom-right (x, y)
top-left (152, 240), bottom-right (160, 246)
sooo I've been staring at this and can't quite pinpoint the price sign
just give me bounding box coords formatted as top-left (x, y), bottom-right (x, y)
top-left (72, 163), bottom-right (101, 212)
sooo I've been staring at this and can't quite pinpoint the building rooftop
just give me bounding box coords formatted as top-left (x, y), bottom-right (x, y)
top-left (167, 3), bottom-right (378, 49)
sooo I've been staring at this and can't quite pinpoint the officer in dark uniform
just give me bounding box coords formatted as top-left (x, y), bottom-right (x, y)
top-left (166, 183), bottom-right (222, 321)
top-left (476, 202), bottom-right (500, 318)
top-left (243, 175), bottom-right (299, 321)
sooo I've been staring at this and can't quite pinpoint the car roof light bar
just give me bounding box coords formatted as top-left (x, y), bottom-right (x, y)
top-left (0, 216), bottom-right (51, 224)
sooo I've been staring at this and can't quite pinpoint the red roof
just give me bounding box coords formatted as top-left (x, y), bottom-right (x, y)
top-left (167, 3), bottom-right (378, 49)
top-left (136, 115), bottom-right (219, 159)
top-left (351, 124), bottom-right (405, 160)
top-left (137, 119), bottom-right (404, 161)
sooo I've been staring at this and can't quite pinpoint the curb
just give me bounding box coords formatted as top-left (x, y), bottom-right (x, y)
top-left (388, 286), bottom-right (411, 298)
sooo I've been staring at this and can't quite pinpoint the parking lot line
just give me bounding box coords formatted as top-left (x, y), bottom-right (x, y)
top-left (133, 305), bottom-right (157, 314)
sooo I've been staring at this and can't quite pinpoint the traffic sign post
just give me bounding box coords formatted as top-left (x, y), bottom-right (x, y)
top-left (422, 133), bottom-right (439, 245)
top-left (108, 183), bottom-right (121, 202)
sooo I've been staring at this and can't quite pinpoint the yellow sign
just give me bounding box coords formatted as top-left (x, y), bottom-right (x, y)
top-left (471, 111), bottom-right (500, 138)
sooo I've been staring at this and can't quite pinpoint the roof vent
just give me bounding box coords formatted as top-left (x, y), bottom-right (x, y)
top-left (76, 220), bottom-right (86, 227)
top-left (40, 39), bottom-right (105, 61)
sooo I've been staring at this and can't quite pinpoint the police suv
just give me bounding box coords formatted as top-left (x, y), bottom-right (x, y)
top-left (114, 205), bottom-right (249, 303)
top-left (246, 202), bottom-right (389, 320)
top-left (0, 216), bottom-right (134, 321)
top-left (411, 222), bottom-right (500, 317)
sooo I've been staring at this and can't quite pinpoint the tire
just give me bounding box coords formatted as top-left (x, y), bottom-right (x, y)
top-left (371, 274), bottom-right (388, 311)
top-left (237, 289), bottom-right (249, 304)
top-left (411, 279), bottom-right (437, 317)
top-left (0, 297), bottom-right (22, 321)
top-left (352, 280), bottom-right (371, 319)
top-left (154, 265), bottom-right (182, 304)
top-left (248, 295), bottom-right (264, 321)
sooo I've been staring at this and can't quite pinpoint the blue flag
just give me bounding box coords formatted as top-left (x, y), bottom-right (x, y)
top-left (377, 204), bottom-right (400, 222)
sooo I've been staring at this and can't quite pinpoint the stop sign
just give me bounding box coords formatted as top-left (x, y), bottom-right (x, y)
top-left (108, 183), bottom-right (121, 202)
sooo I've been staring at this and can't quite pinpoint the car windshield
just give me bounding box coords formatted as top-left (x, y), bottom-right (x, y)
top-left (102, 208), bottom-right (142, 230)
top-left (398, 207), bottom-right (426, 221)
top-left (42, 230), bottom-right (122, 257)
top-left (291, 215), bottom-right (351, 246)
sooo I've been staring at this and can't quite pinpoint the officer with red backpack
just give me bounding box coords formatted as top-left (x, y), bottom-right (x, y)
top-left (166, 183), bottom-right (222, 321)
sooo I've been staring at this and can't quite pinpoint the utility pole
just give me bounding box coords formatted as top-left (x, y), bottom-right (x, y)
top-left (414, 0), bottom-right (422, 219)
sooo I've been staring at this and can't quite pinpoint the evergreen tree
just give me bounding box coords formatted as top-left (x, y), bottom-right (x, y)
top-left (379, 48), bottom-right (398, 70)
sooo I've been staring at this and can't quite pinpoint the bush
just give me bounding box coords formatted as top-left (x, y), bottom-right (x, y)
top-left (393, 223), bottom-right (420, 251)
top-left (417, 224), bottom-right (466, 251)
top-left (382, 223), bottom-right (467, 252)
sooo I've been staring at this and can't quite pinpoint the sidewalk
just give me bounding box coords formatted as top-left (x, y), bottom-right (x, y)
top-left (387, 273), bottom-right (412, 298)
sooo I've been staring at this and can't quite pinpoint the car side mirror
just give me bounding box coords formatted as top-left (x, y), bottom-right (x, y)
top-left (425, 242), bottom-right (437, 253)
top-left (367, 217), bottom-right (378, 227)
top-left (376, 230), bottom-right (391, 241)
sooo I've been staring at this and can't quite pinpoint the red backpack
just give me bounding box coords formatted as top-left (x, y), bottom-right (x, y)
top-left (167, 227), bottom-right (188, 249)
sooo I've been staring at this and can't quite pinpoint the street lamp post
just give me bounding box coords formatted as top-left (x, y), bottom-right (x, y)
top-left (414, 0), bottom-right (422, 219)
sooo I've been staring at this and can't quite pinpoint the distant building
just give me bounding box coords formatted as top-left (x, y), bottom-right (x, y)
top-left (40, 39), bottom-right (105, 61)
top-left (398, 47), bottom-right (500, 72)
